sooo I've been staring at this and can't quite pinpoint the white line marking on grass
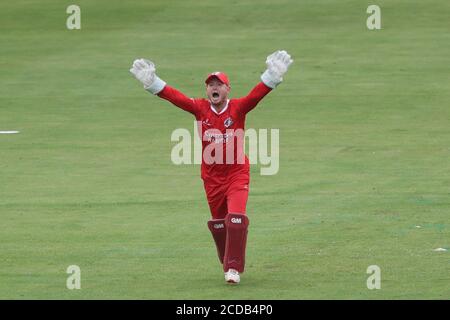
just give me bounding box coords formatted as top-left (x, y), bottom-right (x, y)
top-left (0, 131), bottom-right (20, 134)
top-left (433, 248), bottom-right (447, 252)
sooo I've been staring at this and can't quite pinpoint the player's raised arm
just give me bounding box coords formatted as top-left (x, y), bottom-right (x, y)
top-left (130, 59), bottom-right (198, 115)
top-left (261, 50), bottom-right (293, 89)
top-left (237, 50), bottom-right (293, 114)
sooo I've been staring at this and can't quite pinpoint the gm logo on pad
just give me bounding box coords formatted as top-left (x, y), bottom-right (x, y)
top-left (231, 217), bottom-right (242, 224)
top-left (214, 223), bottom-right (224, 229)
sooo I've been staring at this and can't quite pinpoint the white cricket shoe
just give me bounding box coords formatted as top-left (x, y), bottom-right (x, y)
top-left (224, 269), bottom-right (240, 284)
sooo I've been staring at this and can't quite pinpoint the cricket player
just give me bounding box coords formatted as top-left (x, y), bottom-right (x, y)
top-left (130, 50), bottom-right (293, 284)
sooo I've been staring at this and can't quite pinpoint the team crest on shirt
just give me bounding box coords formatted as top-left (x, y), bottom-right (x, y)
top-left (224, 117), bottom-right (234, 128)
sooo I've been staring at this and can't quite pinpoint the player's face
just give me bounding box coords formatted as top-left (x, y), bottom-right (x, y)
top-left (206, 78), bottom-right (230, 106)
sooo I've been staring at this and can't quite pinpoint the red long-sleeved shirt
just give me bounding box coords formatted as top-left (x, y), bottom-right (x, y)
top-left (158, 82), bottom-right (272, 184)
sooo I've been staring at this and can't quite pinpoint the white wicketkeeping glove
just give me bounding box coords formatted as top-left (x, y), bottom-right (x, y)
top-left (129, 58), bottom-right (166, 94)
top-left (261, 50), bottom-right (293, 89)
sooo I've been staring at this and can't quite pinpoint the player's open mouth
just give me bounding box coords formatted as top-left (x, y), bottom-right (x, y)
top-left (212, 92), bottom-right (219, 99)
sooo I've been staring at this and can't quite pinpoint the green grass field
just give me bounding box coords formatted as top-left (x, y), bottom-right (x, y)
top-left (1, 0), bottom-right (449, 299)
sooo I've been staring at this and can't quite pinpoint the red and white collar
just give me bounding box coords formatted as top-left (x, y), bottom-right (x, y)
top-left (210, 99), bottom-right (229, 115)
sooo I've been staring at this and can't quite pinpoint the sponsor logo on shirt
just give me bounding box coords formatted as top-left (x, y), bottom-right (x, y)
top-left (204, 131), bottom-right (233, 143)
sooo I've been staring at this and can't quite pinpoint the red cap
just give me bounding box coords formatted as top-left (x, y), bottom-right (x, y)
top-left (205, 72), bottom-right (230, 86)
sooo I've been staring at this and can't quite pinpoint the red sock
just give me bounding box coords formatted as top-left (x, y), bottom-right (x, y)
top-left (223, 213), bottom-right (249, 273)
top-left (207, 219), bottom-right (227, 264)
